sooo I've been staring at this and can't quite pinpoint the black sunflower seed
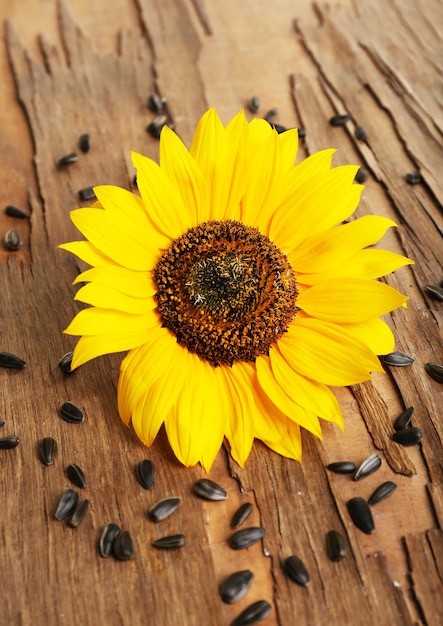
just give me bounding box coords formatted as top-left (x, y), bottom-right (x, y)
top-left (392, 427), bottom-right (423, 445)
top-left (247, 96), bottom-right (261, 113)
top-left (148, 497), bottom-right (181, 522)
top-left (58, 352), bottom-right (73, 374)
top-left (424, 284), bottom-right (443, 301)
top-left (297, 127), bottom-right (306, 139)
top-left (347, 497), bottom-right (374, 534)
top-left (60, 402), bottom-right (84, 424)
top-left (325, 530), bottom-right (346, 562)
top-left (383, 351), bottom-right (414, 367)
top-left (355, 167), bottom-right (369, 183)
top-left (231, 600), bottom-right (272, 626)
top-left (55, 489), bottom-right (79, 520)
top-left (68, 499), bottom-right (90, 528)
top-left (4, 230), bottom-right (22, 250)
top-left (0, 352), bottom-right (26, 369)
top-left (283, 555), bottom-right (310, 586)
top-left (5, 205), bottom-right (28, 219)
top-left (39, 437), bottom-right (58, 465)
top-left (270, 123), bottom-right (287, 134)
top-left (78, 187), bottom-right (96, 201)
top-left (113, 530), bottom-right (134, 560)
top-left (99, 523), bottom-right (121, 557)
top-left (193, 478), bottom-right (227, 501)
top-left (219, 570), bottom-right (254, 604)
top-left (152, 534), bottom-right (185, 549)
top-left (0, 420), bottom-right (5, 429)
top-left (405, 171), bottom-right (422, 185)
top-left (147, 94), bottom-right (165, 113)
top-left (354, 125), bottom-right (368, 141)
top-left (263, 108), bottom-right (278, 123)
top-left (0, 435), bottom-right (19, 449)
top-left (424, 362), bottom-right (443, 384)
top-left (135, 459), bottom-right (155, 490)
top-left (354, 453), bottom-right (382, 481)
top-left (228, 527), bottom-right (265, 550)
top-left (329, 113), bottom-right (351, 126)
top-left (66, 463), bottom-right (87, 488)
top-left (394, 406), bottom-right (414, 431)
top-left (326, 461), bottom-right (356, 474)
top-left (57, 152), bottom-right (78, 167)
top-left (78, 133), bottom-right (90, 153)
top-left (368, 481), bottom-right (397, 506)
top-left (231, 502), bottom-right (254, 528)
top-left (147, 115), bottom-right (168, 138)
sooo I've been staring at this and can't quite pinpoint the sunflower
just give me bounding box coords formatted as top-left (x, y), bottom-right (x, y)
top-left (60, 109), bottom-right (412, 471)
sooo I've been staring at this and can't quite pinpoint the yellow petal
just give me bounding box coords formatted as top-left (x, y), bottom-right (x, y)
top-left (74, 283), bottom-right (156, 314)
top-left (248, 117), bottom-right (274, 143)
top-left (222, 364), bottom-right (255, 468)
top-left (298, 278), bottom-right (408, 323)
top-left (261, 419), bottom-right (302, 462)
top-left (277, 129), bottom-right (299, 171)
top-left (71, 329), bottom-right (151, 369)
top-left (64, 306), bottom-right (159, 336)
top-left (73, 266), bottom-right (156, 298)
top-left (341, 317), bottom-right (395, 356)
top-left (59, 241), bottom-right (114, 267)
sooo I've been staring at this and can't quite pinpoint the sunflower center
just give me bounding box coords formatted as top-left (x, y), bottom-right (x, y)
top-left (154, 220), bottom-right (297, 367)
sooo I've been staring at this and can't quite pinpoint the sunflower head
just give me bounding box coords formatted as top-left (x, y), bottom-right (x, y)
top-left (60, 108), bottom-right (412, 471)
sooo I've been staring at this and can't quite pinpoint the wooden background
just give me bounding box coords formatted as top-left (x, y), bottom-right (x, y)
top-left (1, 0), bottom-right (442, 624)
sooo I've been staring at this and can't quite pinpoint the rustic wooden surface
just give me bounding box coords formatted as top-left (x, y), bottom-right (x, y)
top-left (0, 0), bottom-right (442, 624)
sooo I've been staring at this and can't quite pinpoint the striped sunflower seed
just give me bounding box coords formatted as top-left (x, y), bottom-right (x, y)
top-left (4, 230), bottom-right (22, 251)
top-left (392, 427), bottom-right (423, 445)
top-left (405, 171), bottom-right (422, 185)
top-left (0, 435), bottom-right (19, 449)
top-left (147, 94), bottom-right (165, 113)
top-left (78, 133), bottom-right (90, 153)
top-left (147, 115), bottom-right (168, 138)
top-left (152, 534), bottom-right (185, 549)
top-left (283, 555), bottom-right (310, 586)
top-left (231, 502), bottom-right (254, 528)
top-left (368, 481), bottom-right (397, 506)
top-left (60, 402), bottom-right (84, 424)
top-left (329, 113), bottom-right (351, 126)
top-left (354, 125), bottom-right (368, 141)
top-left (394, 406), bottom-right (414, 431)
top-left (325, 530), bottom-right (346, 562)
top-left (113, 530), bottom-right (134, 560)
top-left (354, 453), bottom-right (382, 481)
top-left (247, 96), bottom-right (261, 113)
top-left (264, 108), bottom-right (278, 123)
top-left (55, 489), bottom-right (79, 520)
top-left (58, 352), bottom-right (73, 374)
top-left (99, 523), bottom-right (121, 558)
top-left (231, 600), bottom-right (272, 626)
top-left (0, 420), bottom-right (5, 428)
top-left (78, 187), bottom-right (96, 201)
top-left (326, 461), bottom-right (356, 474)
top-left (66, 463), bottom-right (87, 488)
top-left (424, 284), bottom-right (443, 301)
top-left (355, 167), bottom-right (369, 183)
top-left (5, 205), bottom-right (28, 219)
top-left (219, 570), bottom-right (254, 604)
top-left (0, 352), bottom-right (26, 369)
top-left (383, 351), bottom-right (414, 366)
top-left (57, 152), bottom-right (78, 166)
top-left (68, 499), bottom-right (90, 528)
top-left (228, 527), bottom-right (265, 550)
top-left (347, 497), bottom-right (374, 534)
top-left (148, 497), bottom-right (181, 522)
top-left (193, 478), bottom-right (227, 501)
top-left (424, 362), bottom-right (443, 384)
top-left (39, 437), bottom-right (58, 465)
top-left (135, 459), bottom-right (155, 490)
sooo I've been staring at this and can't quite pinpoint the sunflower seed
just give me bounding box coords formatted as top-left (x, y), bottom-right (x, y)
top-left (193, 478), bottom-right (227, 501)
top-left (231, 600), bottom-right (272, 626)
top-left (392, 427), bottom-right (423, 445)
top-left (99, 523), bottom-right (121, 557)
top-left (405, 171), bottom-right (422, 185)
top-left (326, 461), bottom-right (356, 474)
top-left (147, 94), bottom-right (165, 113)
top-left (325, 530), bottom-right (346, 562)
top-left (394, 406), bottom-right (414, 431)
top-left (55, 489), bottom-right (79, 520)
top-left (135, 459), bottom-right (155, 490)
top-left (383, 351), bottom-right (414, 367)
top-left (0, 435), bottom-right (19, 449)
top-left (355, 167), bottom-right (369, 183)
top-left (231, 502), bottom-right (254, 528)
top-left (354, 453), bottom-right (382, 481)
top-left (5, 205), bottom-right (28, 219)
top-left (78, 187), bottom-right (96, 201)
top-left (78, 133), bottom-right (90, 153)
top-left (425, 362), bottom-right (443, 384)
top-left (57, 152), bottom-right (78, 167)
top-left (0, 352), bottom-right (26, 369)
top-left (297, 127), bottom-right (306, 139)
top-left (39, 437), bottom-right (58, 465)
top-left (58, 352), bottom-right (73, 374)
top-left (368, 481), bottom-right (397, 505)
top-left (264, 108), bottom-right (278, 123)
top-left (148, 497), bottom-right (181, 522)
top-left (147, 115), bottom-right (167, 138)
top-left (113, 530), bottom-right (134, 560)
top-left (219, 570), bottom-right (254, 604)
top-left (283, 555), bottom-right (310, 586)
top-left (0, 420), bottom-right (5, 429)
top-left (4, 230), bottom-right (22, 251)
top-left (424, 284), bottom-right (443, 301)
top-left (68, 499), bottom-right (90, 528)
top-left (270, 122), bottom-right (287, 134)
top-left (329, 114), bottom-right (351, 126)
top-left (229, 527), bottom-right (265, 550)
top-left (152, 534), bottom-right (185, 549)
top-left (354, 125), bottom-right (368, 141)
top-left (60, 402), bottom-right (84, 424)
top-left (247, 96), bottom-right (261, 113)
top-left (347, 497), bottom-right (374, 534)
top-left (66, 463), bottom-right (87, 488)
